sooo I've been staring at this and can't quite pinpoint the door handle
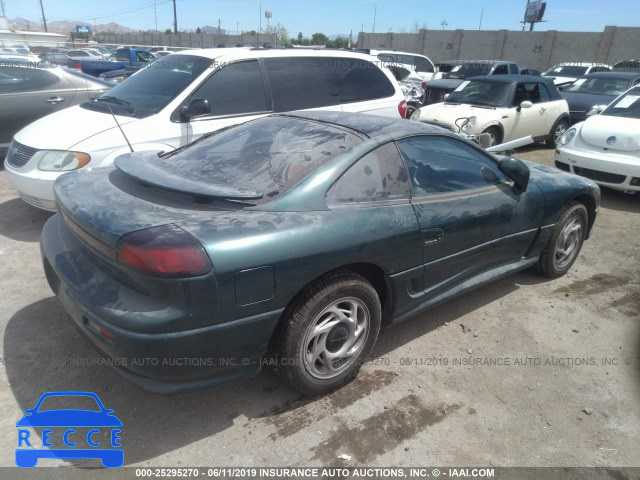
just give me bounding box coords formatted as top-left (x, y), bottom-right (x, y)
top-left (46, 96), bottom-right (65, 104)
top-left (422, 228), bottom-right (445, 245)
top-left (539, 107), bottom-right (546, 113)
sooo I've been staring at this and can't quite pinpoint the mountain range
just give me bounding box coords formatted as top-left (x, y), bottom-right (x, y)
top-left (7, 17), bottom-right (134, 34)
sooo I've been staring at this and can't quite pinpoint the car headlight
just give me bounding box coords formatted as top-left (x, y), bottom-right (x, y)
top-left (36, 150), bottom-right (91, 172)
top-left (410, 109), bottom-right (421, 121)
top-left (559, 128), bottom-right (577, 146)
top-left (461, 116), bottom-right (477, 133)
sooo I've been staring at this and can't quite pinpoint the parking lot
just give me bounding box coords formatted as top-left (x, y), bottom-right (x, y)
top-left (0, 145), bottom-right (638, 468)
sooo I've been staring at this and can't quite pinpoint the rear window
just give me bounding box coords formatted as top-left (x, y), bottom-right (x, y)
top-left (265, 57), bottom-right (395, 111)
top-left (163, 116), bottom-right (363, 203)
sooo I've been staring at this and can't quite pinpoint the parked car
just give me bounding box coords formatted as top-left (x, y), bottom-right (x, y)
top-left (555, 84), bottom-right (640, 193)
top-left (411, 75), bottom-right (570, 147)
top-left (368, 49), bottom-right (437, 82)
top-left (40, 53), bottom-right (82, 70)
top-left (0, 60), bottom-right (110, 161)
top-left (64, 49), bottom-right (102, 59)
top-left (519, 68), bottom-right (541, 76)
top-left (5, 48), bottom-right (406, 210)
top-left (40, 111), bottom-right (599, 394)
top-left (613, 59), bottom-right (640, 70)
top-left (542, 62), bottom-right (611, 88)
top-left (561, 71), bottom-right (640, 123)
top-left (423, 60), bottom-right (520, 105)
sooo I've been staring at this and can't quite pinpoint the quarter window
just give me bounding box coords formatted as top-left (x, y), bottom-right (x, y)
top-left (328, 142), bottom-right (410, 205)
top-left (265, 57), bottom-right (395, 111)
top-left (189, 60), bottom-right (268, 116)
top-left (397, 136), bottom-right (505, 196)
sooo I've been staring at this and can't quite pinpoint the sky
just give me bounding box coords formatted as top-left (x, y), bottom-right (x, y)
top-left (2, 0), bottom-right (640, 36)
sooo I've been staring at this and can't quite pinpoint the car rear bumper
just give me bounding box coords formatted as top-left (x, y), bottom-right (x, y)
top-left (555, 147), bottom-right (640, 192)
top-left (41, 214), bottom-right (283, 394)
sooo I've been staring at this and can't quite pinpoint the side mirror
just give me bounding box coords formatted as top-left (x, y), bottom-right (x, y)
top-left (498, 156), bottom-right (530, 192)
top-left (517, 100), bottom-right (533, 111)
top-left (586, 105), bottom-right (607, 116)
top-left (180, 98), bottom-right (210, 119)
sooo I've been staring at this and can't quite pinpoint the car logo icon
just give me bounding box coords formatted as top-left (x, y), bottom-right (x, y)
top-left (606, 136), bottom-right (617, 145)
top-left (15, 391), bottom-right (123, 468)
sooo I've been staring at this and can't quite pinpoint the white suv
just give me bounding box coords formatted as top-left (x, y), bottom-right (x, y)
top-left (5, 48), bottom-right (406, 210)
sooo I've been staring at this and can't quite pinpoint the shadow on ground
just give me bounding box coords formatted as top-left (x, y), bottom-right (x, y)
top-left (3, 268), bottom-right (532, 466)
top-left (0, 198), bottom-right (53, 243)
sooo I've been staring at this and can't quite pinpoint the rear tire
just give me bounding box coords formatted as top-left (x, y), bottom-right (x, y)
top-left (273, 270), bottom-right (381, 395)
top-left (536, 202), bottom-right (588, 278)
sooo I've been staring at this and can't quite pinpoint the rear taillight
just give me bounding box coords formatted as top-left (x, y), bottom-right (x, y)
top-left (421, 81), bottom-right (427, 90)
top-left (73, 63), bottom-right (83, 71)
top-left (398, 100), bottom-right (407, 119)
top-left (116, 224), bottom-right (211, 278)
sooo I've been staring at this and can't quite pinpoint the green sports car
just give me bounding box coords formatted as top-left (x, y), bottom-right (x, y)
top-left (41, 111), bottom-right (600, 395)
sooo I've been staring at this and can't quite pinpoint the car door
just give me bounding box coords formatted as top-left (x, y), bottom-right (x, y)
top-left (396, 135), bottom-right (543, 300)
top-left (181, 59), bottom-right (272, 143)
top-left (505, 81), bottom-right (549, 140)
top-left (0, 66), bottom-right (76, 150)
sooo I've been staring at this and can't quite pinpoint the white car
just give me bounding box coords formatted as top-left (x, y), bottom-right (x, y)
top-left (369, 49), bottom-right (437, 83)
top-left (542, 62), bottom-right (611, 88)
top-left (411, 75), bottom-right (570, 147)
top-left (4, 48), bottom-right (406, 211)
top-left (555, 84), bottom-right (640, 193)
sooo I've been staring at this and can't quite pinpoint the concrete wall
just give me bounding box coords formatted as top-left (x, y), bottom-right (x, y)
top-left (358, 26), bottom-right (640, 70)
top-left (95, 32), bottom-right (277, 49)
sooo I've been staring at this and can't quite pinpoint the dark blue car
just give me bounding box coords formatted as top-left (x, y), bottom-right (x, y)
top-left (16, 391), bottom-right (123, 468)
top-left (561, 71), bottom-right (640, 123)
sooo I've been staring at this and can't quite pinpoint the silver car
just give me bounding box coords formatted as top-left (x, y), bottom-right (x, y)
top-left (0, 57), bottom-right (111, 160)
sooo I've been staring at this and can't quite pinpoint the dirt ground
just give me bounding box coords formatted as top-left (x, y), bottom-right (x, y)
top-left (0, 147), bottom-right (638, 472)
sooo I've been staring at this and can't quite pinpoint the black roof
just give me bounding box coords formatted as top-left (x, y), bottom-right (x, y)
top-left (465, 74), bottom-right (564, 100)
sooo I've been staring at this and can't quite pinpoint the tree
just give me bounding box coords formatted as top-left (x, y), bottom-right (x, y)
top-left (264, 23), bottom-right (288, 44)
top-left (164, 28), bottom-right (172, 34)
top-left (195, 27), bottom-right (202, 34)
top-left (311, 32), bottom-right (329, 45)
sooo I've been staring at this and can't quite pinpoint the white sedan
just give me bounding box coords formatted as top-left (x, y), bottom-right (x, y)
top-left (555, 85), bottom-right (640, 192)
top-left (411, 75), bottom-right (570, 148)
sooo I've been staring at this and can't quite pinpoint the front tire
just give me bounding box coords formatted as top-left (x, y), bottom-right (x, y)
top-left (546, 118), bottom-right (569, 148)
top-left (481, 126), bottom-right (502, 147)
top-left (536, 202), bottom-right (588, 278)
top-left (273, 270), bottom-right (381, 395)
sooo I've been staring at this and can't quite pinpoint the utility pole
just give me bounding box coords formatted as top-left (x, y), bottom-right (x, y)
top-left (172, 0), bottom-right (178, 34)
top-left (39, 0), bottom-right (48, 32)
top-left (218, 18), bottom-right (221, 34)
top-left (236, 22), bottom-right (239, 35)
top-left (154, 0), bottom-right (158, 31)
top-left (441, 19), bottom-right (448, 30)
top-left (479, 7), bottom-right (484, 30)
top-left (259, 1), bottom-right (262, 33)
top-left (1, 0), bottom-right (6, 17)
top-left (372, 4), bottom-right (377, 33)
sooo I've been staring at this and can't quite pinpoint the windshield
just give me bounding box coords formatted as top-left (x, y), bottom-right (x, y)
top-left (445, 80), bottom-right (512, 107)
top-left (445, 63), bottom-right (493, 79)
top-left (544, 65), bottom-right (588, 77)
top-left (602, 88), bottom-right (640, 119)
top-left (564, 77), bottom-right (630, 96)
top-left (162, 116), bottom-right (363, 204)
top-left (81, 54), bottom-right (212, 118)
